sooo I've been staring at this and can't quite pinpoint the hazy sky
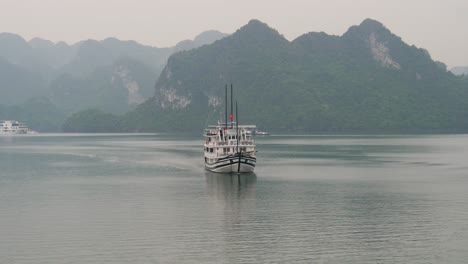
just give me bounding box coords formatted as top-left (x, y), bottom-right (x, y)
top-left (1, 0), bottom-right (467, 67)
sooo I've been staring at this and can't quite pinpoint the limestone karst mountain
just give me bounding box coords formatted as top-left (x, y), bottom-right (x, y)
top-left (126, 19), bottom-right (468, 133)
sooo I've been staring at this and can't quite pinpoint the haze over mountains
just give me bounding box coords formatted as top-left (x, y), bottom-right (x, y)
top-left (450, 66), bottom-right (468, 76)
top-left (120, 19), bottom-right (468, 133)
top-left (2, 19), bottom-right (468, 133)
top-left (0, 30), bottom-right (227, 131)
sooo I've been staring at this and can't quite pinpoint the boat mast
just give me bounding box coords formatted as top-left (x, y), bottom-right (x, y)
top-left (236, 101), bottom-right (241, 173)
top-left (225, 84), bottom-right (227, 130)
top-left (230, 84), bottom-right (233, 129)
top-left (236, 101), bottom-right (239, 152)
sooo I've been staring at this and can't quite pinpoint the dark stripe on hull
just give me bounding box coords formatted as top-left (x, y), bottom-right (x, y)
top-left (215, 155), bottom-right (256, 163)
top-left (205, 156), bottom-right (256, 173)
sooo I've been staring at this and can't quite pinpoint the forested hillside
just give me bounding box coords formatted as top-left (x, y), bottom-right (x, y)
top-left (125, 19), bottom-right (468, 133)
top-left (0, 31), bottom-right (227, 130)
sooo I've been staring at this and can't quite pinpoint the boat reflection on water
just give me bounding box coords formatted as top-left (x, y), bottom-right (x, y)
top-left (205, 171), bottom-right (257, 200)
top-left (204, 172), bottom-right (258, 256)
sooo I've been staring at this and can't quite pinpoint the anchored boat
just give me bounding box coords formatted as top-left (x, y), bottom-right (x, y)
top-left (0, 120), bottom-right (36, 134)
top-left (203, 85), bottom-right (257, 173)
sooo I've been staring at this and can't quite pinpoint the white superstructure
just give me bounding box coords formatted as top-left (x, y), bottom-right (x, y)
top-left (0, 120), bottom-right (35, 134)
top-left (204, 123), bottom-right (256, 173)
top-left (203, 85), bottom-right (257, 173)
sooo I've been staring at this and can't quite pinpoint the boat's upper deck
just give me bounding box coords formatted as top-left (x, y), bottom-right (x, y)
top-left (203, 123), bottom-right (256, 148)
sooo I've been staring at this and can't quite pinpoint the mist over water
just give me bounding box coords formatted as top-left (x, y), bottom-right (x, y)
top-left (1, 134), bottom-right (467, 263)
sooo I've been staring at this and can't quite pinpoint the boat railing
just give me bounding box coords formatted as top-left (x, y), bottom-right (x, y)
top-left (205, 141), bottom-right (255, 147)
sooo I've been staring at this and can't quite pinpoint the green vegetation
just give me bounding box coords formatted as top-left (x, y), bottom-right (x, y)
top-left (49, 58), bottom-right (157, 115)
top-left (62, 109), bottom-right (122, 133)
top-left (0, 31), bottom-right (227, 131)
top-left (0, 57), bottom-right (47, 105)
top-left (131, 19), bottom-right (468, 133)
top-left (3, 20), bottom-right (468, 133)
top-left (0, 97), bottom-right (65, 132)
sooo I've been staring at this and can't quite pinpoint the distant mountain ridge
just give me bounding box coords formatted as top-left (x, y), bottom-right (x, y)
top-left (0, 57), bottom-right (47, 105)
top-left (123, 18), bottom-right (468, 133)
top-left (450, 66), bottom-right (468, 76)
top-left (3, 20), bottom-right (468, 133)
top-left (174, 30), bottom-right (229, 52)
top-left (0, 30), bottom-right (228, 80)
top-left (0, 30), bottom-right (229, 124)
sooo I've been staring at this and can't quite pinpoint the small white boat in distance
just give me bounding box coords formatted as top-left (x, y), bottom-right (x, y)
top-left (248, 129), bottom-right (270, 136)
top-left (0, 120), bottom-right (37, 134)
top-left (203, 85), bottom-right (257, 173)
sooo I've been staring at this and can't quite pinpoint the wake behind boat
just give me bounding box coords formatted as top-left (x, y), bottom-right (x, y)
top-left (203, 85), bottom-right (257, 173)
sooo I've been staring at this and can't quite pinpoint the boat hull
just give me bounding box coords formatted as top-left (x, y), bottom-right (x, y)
top-left (205, 155), bottom-right (256, 173)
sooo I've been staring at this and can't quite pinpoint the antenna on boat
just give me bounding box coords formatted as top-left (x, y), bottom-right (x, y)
top-left (236, 101), bottom-right (239, 151)
top-left (230, 84), bottom-right (233, 129)
top-left (225, 84), bottom-right (227, 130)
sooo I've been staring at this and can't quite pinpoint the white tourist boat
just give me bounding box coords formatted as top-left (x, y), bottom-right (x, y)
top-left (203, 85), bottom-right (257, 173)
top-left (0, 120), bottom-right (36, 134)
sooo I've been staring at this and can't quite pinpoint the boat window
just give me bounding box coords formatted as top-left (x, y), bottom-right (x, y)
top-left (210, 148), bottom-right (213, 153)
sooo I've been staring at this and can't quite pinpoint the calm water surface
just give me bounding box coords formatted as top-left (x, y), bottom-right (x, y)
top-left (1, 134), bottom-right (468, 263)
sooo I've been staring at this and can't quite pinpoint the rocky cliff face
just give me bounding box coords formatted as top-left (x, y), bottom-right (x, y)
top-left (146, 19), bottom-right (468, 133)
top-left (154, 20), bottom-right (289, 112)
top-left (157, 64), bottom-right (192, 110)
top-left (112, 65), bottom-right (145, 105)
top-left (155, 19), bottom-right (421, 111)
top-left (0, 30), bottom-right (228, 115)
top-left (369, 32), bottom-right (401, 69)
